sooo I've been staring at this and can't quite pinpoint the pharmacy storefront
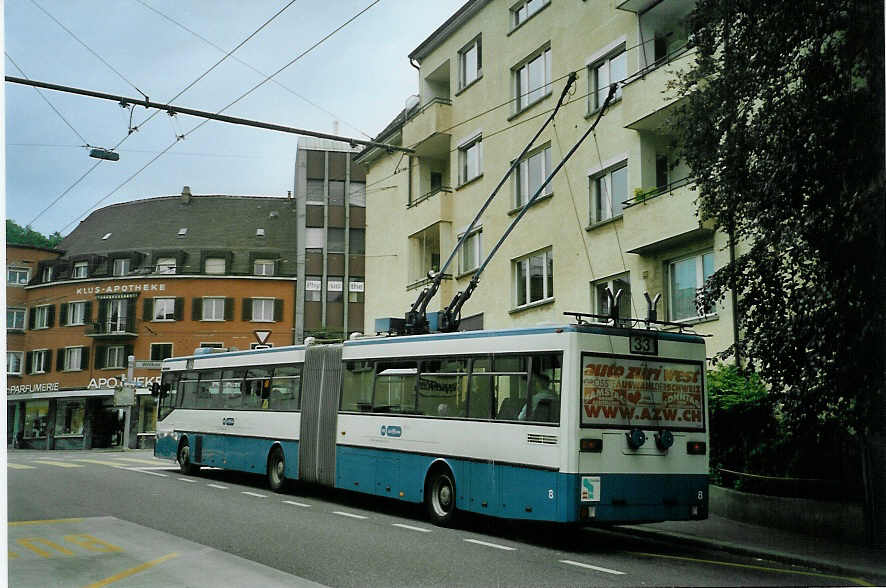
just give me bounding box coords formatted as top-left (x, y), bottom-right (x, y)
top-left (8, 380), bottom-right (157, 450)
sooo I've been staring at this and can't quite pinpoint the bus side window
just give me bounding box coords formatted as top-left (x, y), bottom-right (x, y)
top-left (416, 358), bottom-right (468, 418)
top-left (269, 365), bottom-right (301, 411)
top-left (341, 361), bottom-right (373, 412)
top-left (524, 353), bottom-right (563, 423)
top-left (493, 356), bottom-right (528, 421)
top-left (373, 362), bottom-right (418, 414)
top-left (468, 357), bottom-right (494, 419)
top-left (179, 372), bottom-right (199, 409)
top-left (244, 368), bottom-right (273, 410)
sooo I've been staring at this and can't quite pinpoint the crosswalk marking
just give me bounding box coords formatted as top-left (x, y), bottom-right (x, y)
top-left (113, 457), bottom-right (165, 465)
top-left (32, 460), bottom-right (83, 468)
top-left (7, 463), bottom-right (36, 470)
top-left (73, 459), bottom-right (124, 467)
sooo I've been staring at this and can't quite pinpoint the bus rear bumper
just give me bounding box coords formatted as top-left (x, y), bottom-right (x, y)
top-left (571, 473), bottom-right (709, 524)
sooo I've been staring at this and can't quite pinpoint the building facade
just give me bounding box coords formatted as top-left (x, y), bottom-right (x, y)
top-left (293, 138), bottom-right (367, 342)
top-left (6, 191), bottom-right (300, 450)
top-left (357, 0), bottom-right (737, 357)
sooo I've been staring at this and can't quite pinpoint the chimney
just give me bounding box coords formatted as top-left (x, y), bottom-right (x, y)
top-left (181, 185), bottom-right (192, 204)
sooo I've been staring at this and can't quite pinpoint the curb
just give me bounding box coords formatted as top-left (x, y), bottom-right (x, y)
top-left (611, 524), bottom-right (884, 582)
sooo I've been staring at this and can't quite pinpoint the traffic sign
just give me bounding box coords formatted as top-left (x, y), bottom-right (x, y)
top-left (254, 330), bottom-right (271, 344)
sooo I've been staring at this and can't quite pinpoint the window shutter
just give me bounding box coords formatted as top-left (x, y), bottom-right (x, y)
top-left (60, 303), bottom-right (69, 326)
top-left (80, 348), bottom-right (89, 370)
top-left (124, 345), bottom-right (134, 362)
top-left (126, 300), bottom-right (137, 326)
top-left (47, 305), bottom-right (55, 328)
top-left (84, 301), bottom-right (93, 323)
top-left (57, 349), bottom-right (65, 371)
top-left (174, 298), bottom-right (184, 321)
top-left (95, 345), bottom-right (106, 369)
top-left (25, 351), bottom-right (33, 374)
top-left (45, 349), bottom-right (53, 373)
top-left (98, 301), bottom-right (108, 325)
top-left (242, 298), bottom-right (253, 321)
top-left (274, 299), bottom-right (283, 322)
top-left (224, 298), bottom-right (234, 321)
top-left (143, 298), bottom-right (153, 321)
top-left (192, 298), bottom-right (202, 321)
top-left (28, 308), bottom-right (35, 330)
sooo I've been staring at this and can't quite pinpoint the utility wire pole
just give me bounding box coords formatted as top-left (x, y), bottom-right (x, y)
top-left (4, 76), bottom-right (413, 154)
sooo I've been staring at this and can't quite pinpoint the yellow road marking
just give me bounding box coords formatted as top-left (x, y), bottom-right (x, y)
top-left (10, 518), bottom-right (84, 526)
top-left (113, 458), bottom-right (163, 465)
top-left (17, 537), bottom-right (75, 558)
top-left (64, 534), bottom-right (123, 553)
top-left (82, 552), bottom-right (179, 588)
top-left (33, 460), bottom-right (83, 468)
top-left (73, 459), bottom-right (126, 467)
top-left (627, 551), bottom-right (875, 587)
top-left (8, 463), bottom-right (36, 469)
top-left (9, 551), bottom-right (20, 559)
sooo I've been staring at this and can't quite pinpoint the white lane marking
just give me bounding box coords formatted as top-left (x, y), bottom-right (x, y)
top-left (123, 466), bottom-right (176, 471)
top-left (282, 501), bottom-right (312, 508)
top-left (114, 457), bottom-right (166, 465)
top-left (178, 478), bottom-right (198, 483)
top-left (464, 539), bottom-right (515, 551)
top-left (332, 511), bottom-right (368, 520)
top-left (242, 491), bottom-right (268, 498)
top-left (392, 523), bottom-right (431, 533)
top-left (132, 469), bottom-right (168, 477)
top-left (207, 484), bottom-right (229, 490)
top-left (560, 560), bottom-right (626, 575)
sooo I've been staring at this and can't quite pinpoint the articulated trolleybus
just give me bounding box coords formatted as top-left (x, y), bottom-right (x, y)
top-left (155, 319), bottom-right (708, 526)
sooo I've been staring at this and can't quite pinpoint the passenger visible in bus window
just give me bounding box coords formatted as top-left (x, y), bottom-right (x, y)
top-left (493, 357), bottom-right (528, 421)
top-left (270, 365), bottom-right (301, 410)
top-left (520, 354), bottom-right (562, 422)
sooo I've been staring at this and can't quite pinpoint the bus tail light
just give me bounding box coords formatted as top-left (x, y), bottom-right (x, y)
top-left (687, 441), bottom-right (707, 455)
top-left (580, 438), bottom-right (603, 452)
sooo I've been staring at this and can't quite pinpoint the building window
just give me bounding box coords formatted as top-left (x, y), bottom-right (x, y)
top-left (514, 248), bottom-right (553, 308)
top-left (458, 134), bottom-right (483, 185)
top-left (155, 257), bottom-right (176, 274)
top-left (31, 349), bottom-right (50, 374)
top-left (33, 305), bottom-right (50, 329)
top-left (177, 228), bottom-right (188, 238)
top-left (305, 228), bottom-right (325, 252)
top-left (55, 399), bottom-right (85, 436)
top-left (348, 280), bottom-right (364, 303)
top-left (105, 299), bottom-right (130, 332)
top-left (458, 229), bottom-right (481, 275)
top-left (511, 0), bottom-right (548, 28)
top-left (252, 298), bottom-right (275, 321)
top-left (459, 35), bottom-right (482, 90)
top-left (72, 262), bottom-right (88, 279)
top-left (7, 267), bottom-right (30, 285)
top-left (669, 251), bottom-right (716, 321)
top-left (350, 229), bottom-right (365, 254)
top-left (106, 346), bottom-right (125, 369)
top-left (150, 343), bottom-right (173, 361)
top-left (409, 225), bottom-right (441, 283)
top-left (41, 266), bottom-right (53, 282)
top-left (306, 179), bottom-right (324, 203)
top-left (593, 274), bottom-right (631, 320)
top-left (254, 259), bottom-right (275, 276)
top-left (327, 278), bottom-right (344, 303)
top-left (328, 228), bottom-right (346, 253)
top-left (305, 277), bottom-right (322, 302)
top-left (153, 298), bottom-right (176, 321)
top-left (204, 257), bottom-right (225, 274)
top-left (590, 162), bottom-right (628, 223)
top-left (24, 400), bottom-right (49, 438)
top-left (515, 46), bottom-right (551, 112)
top-left (202, 297), bottom-right (225, 321)
top-left (112, 258), bottom-right (131, 276)
top-left (67, 301), bottom-right (87, 325)
top-left (590, 49), bottom-right (626, 111)
top-left (349, 182), bottom-right (366, 207)
top-left (7, 351), bottom-right (23, 376)
top-left (63, 347), bottom-right (84, 371)
top-left (329, 181), bottom-right (345, 205)
top-left (7, 307), bottom-right (25, 330)
top-left (514, 145), bottom-right (552, 207)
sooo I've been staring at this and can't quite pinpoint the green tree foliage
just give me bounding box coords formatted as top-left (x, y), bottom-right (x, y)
top-left (6, 219), bottom-right (63, 249)
top-left (674, 0), bottom-right (885, 443)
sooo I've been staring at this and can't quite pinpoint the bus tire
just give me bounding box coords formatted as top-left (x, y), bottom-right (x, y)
top-left (177, 440), bottom-right (200, 475)
top-left (267, 446), bottom-right (286, 492)
top-left (425, 467), bottom-right (457, 526)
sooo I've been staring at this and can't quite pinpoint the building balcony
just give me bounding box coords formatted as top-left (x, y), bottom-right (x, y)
top-left (621, 177), bottom-right (713, 254)
top-left (622, 46), bottom-right (696, 133)
top-left (86, 318), bottom-right (138, 338)
top-left (406, 188), bottom-right (454, 237)
top-left (402, 98), bottom-right (452, 158)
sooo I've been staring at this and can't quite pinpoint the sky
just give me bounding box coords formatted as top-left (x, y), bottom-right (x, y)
top-left (3, 0), bottom-right (466, 236)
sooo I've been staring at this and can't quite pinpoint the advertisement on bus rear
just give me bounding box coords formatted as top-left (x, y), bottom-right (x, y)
top-left (580, 354), bottom-right (705, 431)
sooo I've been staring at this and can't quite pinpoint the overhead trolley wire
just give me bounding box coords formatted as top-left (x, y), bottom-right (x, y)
top-left (21, 0), bottom-right (302, 229)
top-left (53, 0), bottom-right (382, 233)
top-left (134, 0), bottom-right (373, 139)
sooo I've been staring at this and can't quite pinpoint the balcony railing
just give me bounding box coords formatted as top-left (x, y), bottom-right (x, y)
top-left (408, 186), bottom-right (453, 209)
top-left (86, 317), bottom-right (138, 336)
top-left (623, 176), bottom-right (694, 209)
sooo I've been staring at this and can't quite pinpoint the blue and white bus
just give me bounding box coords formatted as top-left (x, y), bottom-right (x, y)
top-left (154, 322), bottom-right (709, 526)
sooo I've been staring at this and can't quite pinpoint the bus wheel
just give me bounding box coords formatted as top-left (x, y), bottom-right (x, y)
top-left (177, 441), bottom-right (200, 475)
top-left (267, 447), bottom-right (286, 492)
top-left (426, 468), bottom-right (456, 526)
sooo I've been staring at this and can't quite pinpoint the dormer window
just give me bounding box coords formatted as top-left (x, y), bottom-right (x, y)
top-left (72, 261), bottom-right (88, 279)
top-left (113, 258), bottom-right (131, 277)
top-left (155, 258), bottom-right (176, 274)
top-left (204, 257), bottom-right (226, 275)
top-left (256, 228), bottom-right (266, 237)
top-left (102, 233), bottom-right (112, 240)
top-left (41, 266), bottom-right (53, 282)
top-left (177, 228), bottom-right (188, 237)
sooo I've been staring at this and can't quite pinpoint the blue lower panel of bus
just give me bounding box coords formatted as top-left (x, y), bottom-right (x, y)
top-left (154, 432), bottom-right (300, 481)
top-left (334, 445), bottom-right (707, 523)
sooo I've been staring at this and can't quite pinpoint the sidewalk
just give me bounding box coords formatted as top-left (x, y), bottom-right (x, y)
top-left (616, 514), bottom-right (886, 581)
